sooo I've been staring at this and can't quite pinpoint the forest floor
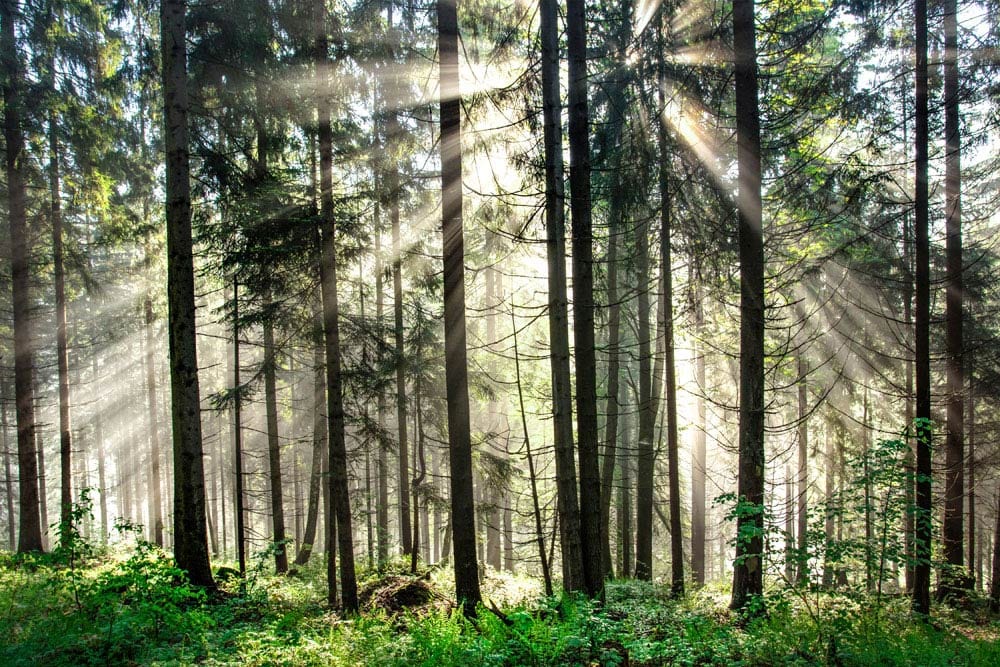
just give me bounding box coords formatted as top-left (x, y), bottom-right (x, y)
top-left (2, 545), bottom-right (999, 666)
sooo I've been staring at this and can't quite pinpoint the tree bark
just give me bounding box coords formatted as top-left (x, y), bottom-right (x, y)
top-left (730, 0), bottom-right (766, 613)
top-left (295, 312), bottom-right (326, 566)
top-left (161, 0), bottom-right (213, 587)
top-left (438, 0), bottom-right (482, 616)
top-left (940, 0), bottom-right (965, 598)
top-left (635, 212), bottom-right (656, 581)
top-left (600, 218), bottom-right (621, 579)
top-left (540, 0), bottom-right (584, 594)
top-left (143, 297), bottom-right (164, 546)
top-left (566, 0), bottom-right (603, 600)
top-left (796, 357), bottom-right (809, 584)
top-left (912, 0), bottom-right (932, 617)
top-left (315, 5), bottom-right (357, 611)
top-left (2, 0), bottom-right (43, 554)
top-left (691, 269), bottom-right (707, 586)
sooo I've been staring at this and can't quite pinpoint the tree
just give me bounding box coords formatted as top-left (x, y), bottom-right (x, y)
top-left (566, 0), bottom-right (603, 600)
top-left (438, 0), bottom-right (482, 616)
top-left (162, 0), bottom-right (214, 588)
top-left (540, 0), bottom-right (584, 593)
top-left (730, 0), bottom-right (766, 612)
top-left (912, 0), bottom-right (932, 617)
top-left (3, 0), bottom-right (43, 554)
top-left (314, 0), bottom-right (357, 611)
top-left (940, 0), bottom-right (965, 598)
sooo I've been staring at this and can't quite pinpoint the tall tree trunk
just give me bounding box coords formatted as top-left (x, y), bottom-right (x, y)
top-left (967, 379), bottom-right (976, 584)
top-left (143, 297), bottom-right (165, 546)
top-left (991, 483), bottom-right (1000, 610)
top-left (912, 0), bottom-right (932, 617)
top-left (263, 308), bottom-right (289, 573)
top-left (795, 357), bottom-right (808, 585)
top-left (49, 99), bottom-right (74, 541)
top-left (386, 2), bottom-right (411, 559)
top-left (485, 267), bottom-right (502, 571)
top-left (600, 220), bottom-right (622, 578)
top-left (691, 270), bottom-right (707, 586)
top-left (823, 425), bottom-right (835, 587)
top-left (375, 230), bottom-right (390, 567)
top-left (540, 0), bottom-right (584, 594)
top-left (2, 0), bottom-right (43, 554)
top-left (315, 7), bottom-right (358, 610)
top-left (513, 306), bottom-right (552, 596)
top-left (656, 25), bottom-right (683, 594)
top-left (566, 0), bottom-right (603, 600)
top-left (162, 0), bottom-right (213, 587)
top-left (295, 311), bottom-right (326, 566)
top-left (438, 0), bottom-right (482, 616)
top-left (635, 211), bottom-right (656, 581)
top-left (3, 380), bottom-right (15, 549)
top-left (940, 0), bottom-right (965, 598)
top-left (232, 279), bottom-right (247, 577)
top-left (731, 0), bottom-right (766, 613)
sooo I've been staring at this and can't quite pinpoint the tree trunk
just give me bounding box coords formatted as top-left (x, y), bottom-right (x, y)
top-left (513, 306), bottom-right (552, 595)
top-left (3, 0), bottom-right (43, 554)
top-left (691, 267), bottom-right (707, 586)
top-left (438, 0), bottom-right (482, 616)
top-left (315, 6), bottom-right (358, 610)
top-left (263, 308), bottom-right (289, 573)
top-left (566, 0), bottom-right (603, 600)
top-left (540, 0), bottom-right (584, 594)
top-left (49, 99), bottom-right (74, 542)
top-left (912, 0), bottom-right (932, 617)
top-left (295, 315), bottom-right (326, 566)
top-left (232, 279), bottom-right (247, 577)
top-left (797, 357), bottom-right (809, 584)
top-left (656, 25), bottom-right (683, 594)
top-left (730, 0), bottom-right (766, 613)
top-left (600, 218), bottom-right (622, 579)
top-left (991, 484), bottom-right (1000, 610)
top-left (375, 228), bottom-right (390, 567)
top-left (967, 379), bottom-right (975, 584)
top-left (940, 0), bottom-right (965, 599)
top-left (142, 297), bottom-right (165, 546)
top-left (635, 211), bottom-right (656, 581)
top-left (3, 380), bottom-right (15, 549)
top-left (161, 0), bottom-right (213, 587)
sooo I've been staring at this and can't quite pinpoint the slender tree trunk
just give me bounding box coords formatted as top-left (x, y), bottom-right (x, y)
top-left (656, 28), bottom-right (683, 594)
top-left (600, 222), bottom-right (621, 579)
top-left (912, 0), bottom-right (932, 617)
top-left (49, 99), bottom-right (74, 541)
top-left (315, 3), bottom-right (357, 610)
top-left (263, 309), bottom-right (288, 573)
top-left (967, 379), bottom-right (976, 584)
top-left (904, 176), bottom-right (915, 594)
top-left (796, 357), bottom-right (809, 584)
top-left (3, 382), bottom-right (15, 549)
top-left (731, 0), bottom-right (766, 613)
top-left (295, 315), bottom-right (326, 565)
top-left (92, 354), bottom-right (107, 543)
top-left (2, 0), bottom-right (43, 554)
top-left (823, 425), bottom-right (835, 587)
top-left (940, 0), bottom-right (965, 598)
top-left (692, 269), bottom-right (707, 586)
top-left (232, 279), bottom-right (247, 577)
top-left (438, 0), bottom-right (482, 615)
top-left (620, 412), bottom-right (633, 578)
top-left (635, 211), bottom-right (656, 581)
top-left (566, 0), bottom-right (603, 600)
top-left (540, 0), bottom-right (584, 594)
top-left (513, 306), bottom-right (552, 596)
top-left (410, 373), bottom-right (427, 574)
top-left (162, 0), bottom-right (213, 587)
top-left (141, 297), bottom-right (165, 546)
top-left (375, 230), bottom-right (390, 567)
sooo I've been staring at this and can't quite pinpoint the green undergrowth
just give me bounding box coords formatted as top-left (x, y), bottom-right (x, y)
top-left (1, 548), bottom-right (998, 666)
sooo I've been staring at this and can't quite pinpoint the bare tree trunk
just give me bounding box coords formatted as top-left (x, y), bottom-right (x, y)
top-left (540, 0), bottom-right (583, 594)
top-left (2, 381), bottom-right (15, 549)
top-left (162, 0), bottom-right (213, 587)
top-left (940, 0), bottom-right (965, 598)
top-left (438, 0), bottom-right (482, 615)
top-left (232, 279), bottom-right (247, 577)
top-left (967, 379), bottom-right (976, 585)
top-left (731, 0), bottom-right (766, 613)
top-left (635, 210), bottom-right (656, 581)
top-left (912, 0), bottom-right (932, 617)
top-left (49, 95), bottom-right (74, 541)
top-left (142, 297), bottom-right (164, 546)
top-left (691, 269), bottom-right (707, 586)
top-left (796, 357), bottom-right (808, 584)
top-left (263, 307), bottom-right (289, 573)
top-left (600, 204), bottom-right (622, 579)
top-left (2, 0), bottom-right (43, 553)
top-left (315, 1), bottom-right (357, 610)
top-left (513, 306), bottom-right (552, 596)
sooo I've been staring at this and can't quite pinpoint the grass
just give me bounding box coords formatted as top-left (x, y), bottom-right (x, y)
top-left (1, 545), bottom-right (998, 666)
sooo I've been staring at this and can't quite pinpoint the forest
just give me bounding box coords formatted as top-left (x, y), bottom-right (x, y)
top-left (2, 0), bottom-right (1000, 663)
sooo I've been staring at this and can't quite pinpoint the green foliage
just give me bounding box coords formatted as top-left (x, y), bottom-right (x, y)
top-left (1, 559), bottom-right (998, 666)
